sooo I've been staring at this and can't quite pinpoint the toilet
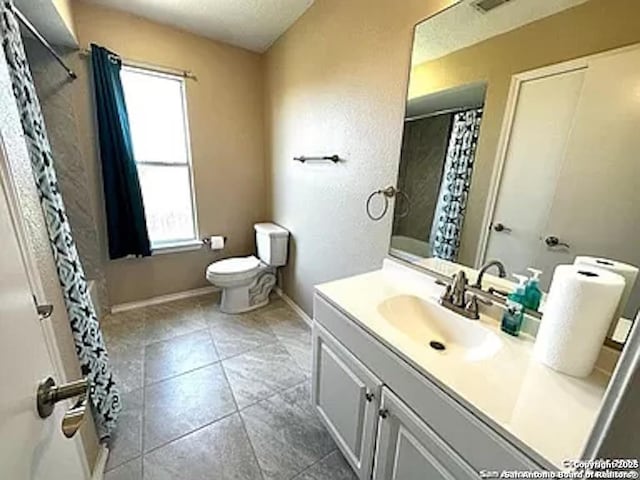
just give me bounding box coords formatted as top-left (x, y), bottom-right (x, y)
top-left (206, 223), bottom-right (289, 314)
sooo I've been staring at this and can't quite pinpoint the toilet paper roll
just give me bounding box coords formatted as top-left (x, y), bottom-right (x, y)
top-left (574, 256), bottom-right (638, 324)
top-left (534, 264), bottom-right (625, 377)
top-left (208, 236), bottom-right (225, 251)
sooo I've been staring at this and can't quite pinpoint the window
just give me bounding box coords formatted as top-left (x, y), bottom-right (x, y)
top-left (120, 66), bottom-right (197, 250)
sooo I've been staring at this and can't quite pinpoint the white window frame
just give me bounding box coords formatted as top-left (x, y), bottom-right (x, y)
top-left (121, 65), bottom-right (200, 254)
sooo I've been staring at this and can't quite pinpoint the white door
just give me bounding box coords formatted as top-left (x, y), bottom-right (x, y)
top-left (484, 68), bottom-right (586, 287)
top-left (542, 47), bottom-right (640, 317)
top-left (372, 387), bottom-right (476, 480)
top-left (0, 159), bottom-right (87, 477)
top-left (312, 323), bottom-right (382, 480)
top-left (485, 45), bottom-right (640, 295)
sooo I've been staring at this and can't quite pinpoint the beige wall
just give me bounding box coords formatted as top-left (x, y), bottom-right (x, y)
top-left (72, 1), bottom-right (267, 305)
top-left (409, 0), bottom-right (640, 265)
top-left (264, 0), bottom-right (455, 314)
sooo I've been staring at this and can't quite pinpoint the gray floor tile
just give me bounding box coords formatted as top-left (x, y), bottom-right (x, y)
top-left (223, 343), bottom-right (307, 409)
top-left (241, 382), bottom-right (335, 480)
top-left (208, 310), bottom-right (278, 359)
top-left (143, 300), bottom-right (207, 345)
top-left (102, 310), bottom-right (146, 349)
top-left (105, 457), bottom-right (142, 480)
top-left (106, 389), bottom-right (143, 470)
top-left (143, 363), bottom-right (236, 451)
top-left (280, 331), bottom-right (313, 375)
top-left (294, 451), bottom-right (357, 480)
top-left (143, 414), bottom-right (262, 480)
top-left (259, 304), bottom-right (313, 375)
top-left (110, 344), bottom-right (145, 394)
top-left (144, 329), bottom-right (218, 385)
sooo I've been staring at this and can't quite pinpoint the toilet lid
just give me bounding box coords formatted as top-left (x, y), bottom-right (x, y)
top-left (207, 256), bottom-right (261, 275)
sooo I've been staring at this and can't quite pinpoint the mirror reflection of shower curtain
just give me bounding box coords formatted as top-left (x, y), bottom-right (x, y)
top-left (429, 108), bottom-right (483, 261)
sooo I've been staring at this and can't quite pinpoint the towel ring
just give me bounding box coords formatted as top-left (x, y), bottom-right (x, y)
top-left (366, 186), bottom-right (410, 221)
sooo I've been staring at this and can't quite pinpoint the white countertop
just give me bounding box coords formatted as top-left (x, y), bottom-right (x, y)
top-left (315, 259), bottom-right (610, 469)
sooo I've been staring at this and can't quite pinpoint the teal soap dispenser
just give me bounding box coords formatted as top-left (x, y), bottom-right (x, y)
top-left (501, 274), bottom-right (527, 337)
top-left (524, 268), bottom-right (543, 311)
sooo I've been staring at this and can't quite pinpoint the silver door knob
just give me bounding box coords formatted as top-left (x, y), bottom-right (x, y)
top-left (544, 236), bottom-right (570, 248)
top-left (492, 222), bottom-right (512, 233)
top-left (37, 376), bottom-right (89, 438)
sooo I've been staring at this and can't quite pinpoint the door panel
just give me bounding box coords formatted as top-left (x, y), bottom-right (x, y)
top-left (373, 388), bottom-right (477, 480)
top-left (0, 157), bottom-right (86, 478)
top-left (312, 323), bottom-right (382, 480)
top-left (543, 47), bottom-right (640, 317)
top-left (485, 68), bottom-right (585, 286)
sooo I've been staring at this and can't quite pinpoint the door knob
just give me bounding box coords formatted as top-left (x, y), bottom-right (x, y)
top-left (37, 376), bottom-right (89, 438)
top-left (544, 236), bottom-right (570, 248)
top-left (492, 222), bottom-right (512, 233)
top-left (37, 376), bottom-right (88, 418)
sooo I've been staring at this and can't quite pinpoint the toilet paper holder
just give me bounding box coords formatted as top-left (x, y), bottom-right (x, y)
top-left (201, 236), bottom-right (227, 247)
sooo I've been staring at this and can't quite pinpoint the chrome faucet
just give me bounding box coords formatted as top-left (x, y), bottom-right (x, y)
top-left (439, 270), bottom-right (488, 320)
top-left (472, 260), bottom-right (507, 290)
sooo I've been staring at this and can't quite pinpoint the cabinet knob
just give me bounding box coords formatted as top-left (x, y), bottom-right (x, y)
top-left (379, 408), bottom-right (389, 419)
top-left (365, 392), bottom-right (374, 402)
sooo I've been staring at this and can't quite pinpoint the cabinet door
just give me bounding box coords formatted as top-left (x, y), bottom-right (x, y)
top-left (312, 323), bottom-right (382, 480)
top-left (373, 388), bottom-right (478, 480)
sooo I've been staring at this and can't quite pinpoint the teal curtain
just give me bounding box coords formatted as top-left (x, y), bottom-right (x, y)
top-left (91, 44), bottom-right (151, 259)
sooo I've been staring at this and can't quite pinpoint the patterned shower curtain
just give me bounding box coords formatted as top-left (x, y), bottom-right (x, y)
top-left (430, 108), bottom-right (483, 261)
top-left (0, 1), bottom-right (120, 440)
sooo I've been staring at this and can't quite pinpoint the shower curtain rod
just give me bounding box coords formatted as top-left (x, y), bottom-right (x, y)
top-left (8, 4), bottom-right (77, 80)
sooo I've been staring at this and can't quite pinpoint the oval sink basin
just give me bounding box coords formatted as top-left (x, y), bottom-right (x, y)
top-left (377, 295), bottom-right (502, 361)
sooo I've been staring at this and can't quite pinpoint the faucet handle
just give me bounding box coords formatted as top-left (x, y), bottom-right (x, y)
top-left (464, 294), bottom-right (493, 320)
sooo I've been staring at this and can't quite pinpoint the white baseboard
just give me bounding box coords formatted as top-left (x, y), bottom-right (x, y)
top-left (274, 287), bottom-right (312, 327)
top-left (111, 286), bottom-right (219, 314)
top-left (90, 445), bottom-right (109, 480)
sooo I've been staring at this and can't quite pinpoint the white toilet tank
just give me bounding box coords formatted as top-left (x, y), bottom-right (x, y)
top-left (254, 223), bottom-right (289, 266)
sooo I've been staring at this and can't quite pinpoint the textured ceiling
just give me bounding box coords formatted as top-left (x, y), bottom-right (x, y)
top-left (84, 0), bottom-right (314, 52)
top-left (412, 0), bottom-right (590, 65)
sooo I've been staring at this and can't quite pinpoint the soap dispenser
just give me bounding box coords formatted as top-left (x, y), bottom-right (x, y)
top-left (501, 274), bottom-right (527, 337)
top-left (524, 268), bottom-right (543, 311)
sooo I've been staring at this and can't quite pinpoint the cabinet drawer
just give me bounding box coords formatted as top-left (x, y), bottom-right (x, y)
top-left (312, 323), bottom-right (383, 479)
top-left (314, 293), bottom-right (542, 471)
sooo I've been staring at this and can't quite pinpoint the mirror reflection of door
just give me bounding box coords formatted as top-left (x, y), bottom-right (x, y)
top-left (484, 46), bottom-right (640, 318)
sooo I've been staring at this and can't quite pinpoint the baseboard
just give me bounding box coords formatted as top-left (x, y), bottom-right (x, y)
top-left (274, 287), bottom-right (312, 327)
top-left (111, 286), bottom-right (219, 314)
top-left (90, 445), bottom-right (109, 480)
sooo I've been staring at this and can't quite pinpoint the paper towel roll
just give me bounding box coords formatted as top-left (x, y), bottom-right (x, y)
top-left (534, 264), bottom-right (625, 377)
top-left (208, 236), bottom-right (225, 250)
top-left (574, 256), bottom-right (638, 325)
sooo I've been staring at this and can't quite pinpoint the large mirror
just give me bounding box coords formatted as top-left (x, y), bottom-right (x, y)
top-left (391, 0), bottom-right (640, 347)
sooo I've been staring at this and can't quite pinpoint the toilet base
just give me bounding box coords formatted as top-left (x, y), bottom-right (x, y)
top-left (219, 269), bottom-right (277, 314)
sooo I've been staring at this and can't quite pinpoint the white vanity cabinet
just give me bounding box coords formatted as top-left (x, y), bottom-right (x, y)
top-left (312, 292), bottom-right (543, 479)
top-left (312, 322), bottom-right (382, 479)
top-left (373, 388), bottom-right (477, 480)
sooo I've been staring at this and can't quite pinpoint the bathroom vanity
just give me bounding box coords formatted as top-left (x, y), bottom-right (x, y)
top-left (311, 259), bottom-right (609, 479)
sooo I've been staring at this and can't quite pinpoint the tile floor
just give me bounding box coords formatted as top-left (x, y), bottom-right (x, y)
top-left (101, 293), bottom-right (357, 480)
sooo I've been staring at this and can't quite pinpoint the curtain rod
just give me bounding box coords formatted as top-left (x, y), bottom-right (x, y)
top-left (78, 48), bottom-right (197, 81)
top-left (8, 4), bottom-right (77, 80)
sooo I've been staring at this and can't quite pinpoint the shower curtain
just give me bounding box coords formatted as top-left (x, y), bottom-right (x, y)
top-left (0, 1), bottom-right (120, 440)
top-left (430, 108), bottom-right (483, 261)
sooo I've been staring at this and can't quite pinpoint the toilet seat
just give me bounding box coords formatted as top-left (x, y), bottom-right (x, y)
top-left (206, 255), bottom-right (267, 286)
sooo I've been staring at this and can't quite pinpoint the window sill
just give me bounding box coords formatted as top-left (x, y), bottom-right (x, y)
top-left (151, 239), bottom-right (202, 255)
